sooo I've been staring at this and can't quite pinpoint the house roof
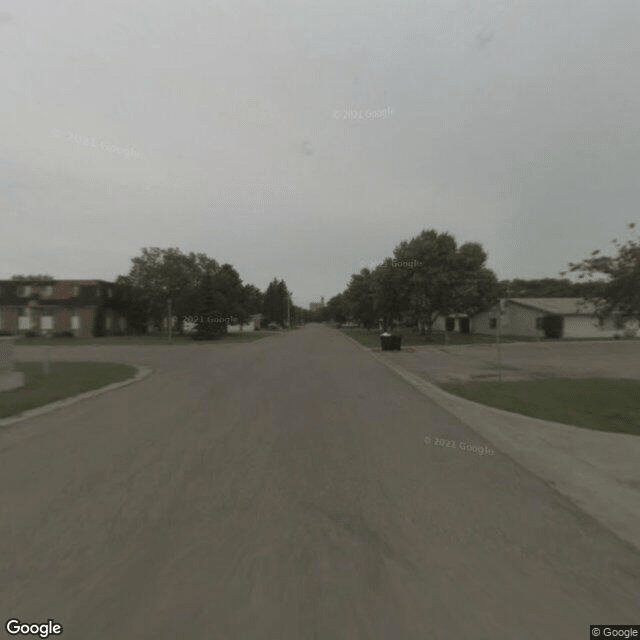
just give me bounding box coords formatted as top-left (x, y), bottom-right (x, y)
top-left (0, 279), bottom-right (113, 285)
top-left (508, 298), bottom-right (598, 316)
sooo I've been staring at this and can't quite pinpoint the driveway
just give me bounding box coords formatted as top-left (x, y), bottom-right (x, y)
top-left (378, 340), bottom-right (640, 384)
top-left (1, 325), bottom-right (639, 639)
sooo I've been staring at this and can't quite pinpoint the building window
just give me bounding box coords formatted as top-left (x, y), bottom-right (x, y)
top-left (73, 286), bottom-right (79, 297)
top-left (40, 316), bottom-right (53, 330)
top-left (105, 316), bottom-right (112, 330)
top-left (489, 318), bottom-right (497, 329)
top-left (108, 288), bottom-right (113, 298)
top-left (71, 315), bottom-right (80, 330)
top-left (18, 285), bottom-right (32, 297)
top-left (44, 285), bottom-right (53, 298)
top-left (18, 316), bottom-right (30, 330)
top-left (535, 317), bottom-right (544, 330)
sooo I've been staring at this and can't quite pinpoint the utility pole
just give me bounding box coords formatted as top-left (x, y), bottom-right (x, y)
top-left (168, 296), bottom-right (172, 344)
top-left (497, 302), bottom-right (502, 383)
top-left (287, 294), bottom-right (291, 328)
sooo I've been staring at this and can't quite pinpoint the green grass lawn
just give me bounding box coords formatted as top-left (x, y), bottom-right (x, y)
top-left (10, 332), bottom-right (271, 346)
top-left (0, 362), bottom-right (137, 419)
top-left (440, 378), bottom-right (640, 436)
top-left (340, 327), bottom-right (542, 348)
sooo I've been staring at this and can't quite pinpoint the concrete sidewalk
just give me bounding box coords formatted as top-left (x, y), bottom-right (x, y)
top-left (341, 333), bottom-right (640, 555)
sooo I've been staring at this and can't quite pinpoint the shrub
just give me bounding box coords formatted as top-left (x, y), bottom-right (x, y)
top-left (0, 330), bottom-right (14, 336)
top-left (53, 330), bottom-right (76, 338)
top-left (24, 330), bottom-right (39, 338)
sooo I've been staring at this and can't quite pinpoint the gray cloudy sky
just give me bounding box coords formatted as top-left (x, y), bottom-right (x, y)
top-left (1, 0), bottom-right (639, 307)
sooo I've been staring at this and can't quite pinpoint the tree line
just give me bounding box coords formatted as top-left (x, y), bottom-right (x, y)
top-left (308, 225), bottom-right (640, 335)
top-left (113, 247), bottom-right (310, 337)
top-left (10, 248), bottom-right (304, 338)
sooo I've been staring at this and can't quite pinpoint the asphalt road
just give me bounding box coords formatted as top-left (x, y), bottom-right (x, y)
top-left (2, 324), bottom-right (639, 639)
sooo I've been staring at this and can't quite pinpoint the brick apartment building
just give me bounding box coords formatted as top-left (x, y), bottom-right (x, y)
top-left (0, 279), bottom-right (127, 338)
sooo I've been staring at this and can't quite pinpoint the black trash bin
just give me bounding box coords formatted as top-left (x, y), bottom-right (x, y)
top-left (380, 333), bottom-right (402, 351)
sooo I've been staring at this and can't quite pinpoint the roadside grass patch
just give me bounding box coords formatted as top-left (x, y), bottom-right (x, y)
top-left (440, 378), bottom-right (640, 436)
top-left (0, 362), bottom-right (137, 419)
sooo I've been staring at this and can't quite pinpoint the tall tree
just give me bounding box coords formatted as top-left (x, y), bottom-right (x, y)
top-left (393, 230), bottom-right (497, 338)
top-left (262, 279), bottom-right (279, 326)
top-left (344, 269), bottom-right (377, 330)
top-left (277, 280), bottom-right (290, 326)
top-left (371, 259), bottom-right (407, 332)
top-left (242, 284), bottom-right (264, 316)
top-left (120, 248), bottom-right (221, 333)
top-left (193, 270), bottom-right (228, 339)
top-left (263, 278), bottom-right (290, 326)
top-left (325, 293), bottom-right (347, 324)
top-left (561, 223), bottom-right (640, 323)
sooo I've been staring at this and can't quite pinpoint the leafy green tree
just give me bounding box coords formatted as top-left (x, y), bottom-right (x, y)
top-left (371, 259), bottom-right (407, 332)
top-left (562, 222), bottom-right (640, 324)
top-left (325, 293), bottom-right (347, 324)
top-left (277, 280), bottom-right (290, 326)
top-left (193, 271), bottom-right (228, 339)
top-left (498, 277), bottom-right (604, 298)
top-left (112, 275), bottom-right (149, 334)
top-left (120, 247), bottom-right (221, 333)
top-left (212, 264), bottom-right (245, 327)
top-left (262, 279), bottom-right (281, 325)
top-left (262, 279), bottom-right (290, 326)
top-left (242, 284), bottom-right (264, 316)
top-left (344, 269), bottom-right (377, 330)
top-left (393, 230), bottom-right (498, 338)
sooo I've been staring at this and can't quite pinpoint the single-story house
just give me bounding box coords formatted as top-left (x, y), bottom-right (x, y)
top-left (0, 279), bottom-right (126, 338)
top-left (472, 298), bottom-right (640, 339)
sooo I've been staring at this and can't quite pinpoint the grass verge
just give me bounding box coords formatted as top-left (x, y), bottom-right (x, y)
top-left (440, 378), bottom-right (640, 436)
top-left (0, 362), bottom-right (137, 419)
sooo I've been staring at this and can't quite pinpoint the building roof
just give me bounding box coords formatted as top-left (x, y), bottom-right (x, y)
top-left (0, 279), bottom-right (113, 285)
top-left (508, 298), bottom-right (598, 316)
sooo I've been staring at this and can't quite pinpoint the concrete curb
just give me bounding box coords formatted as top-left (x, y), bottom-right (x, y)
top-left (339, 329), bottom-right (640, 554)
top-left (0, 364), bottom-right (153, 428)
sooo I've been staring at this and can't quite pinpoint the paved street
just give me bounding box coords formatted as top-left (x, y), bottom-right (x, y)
top-left (2, 325), bottom-right (639, 639)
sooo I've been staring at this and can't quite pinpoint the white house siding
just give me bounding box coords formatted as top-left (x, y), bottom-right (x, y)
top-left (473, 301), bottom-right (640, 339)
top-left (563, 316), bottom-right (614, 339)
top-left (472, 303), bottom-right (544, 338)
top-left (563, 316), bottom-right (640, 339)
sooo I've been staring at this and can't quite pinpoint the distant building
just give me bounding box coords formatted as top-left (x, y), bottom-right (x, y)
top-left (471, 298), bottom-right (640, 339)
top-left (0, 279), bottom-right (126, 338)
top-left (309, 296), bottom-right (325, 312)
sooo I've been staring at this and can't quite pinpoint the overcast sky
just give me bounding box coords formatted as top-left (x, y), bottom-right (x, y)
top-left (1, 0), bottom-right (639, 307)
